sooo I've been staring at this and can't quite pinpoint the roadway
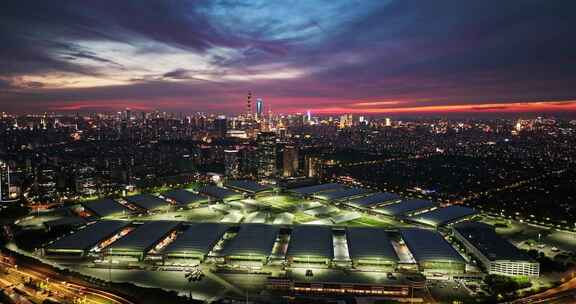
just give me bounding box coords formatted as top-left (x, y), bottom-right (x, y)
top-left (512, 276), bottom-right (576, 304)
top-left (0, 255), bottom-right (135, 304)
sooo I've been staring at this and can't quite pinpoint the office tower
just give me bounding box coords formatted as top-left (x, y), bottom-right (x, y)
top-left (306, 110), bottom-right (312, 124)
top-left (304, 155), bottom-right (320, 178)
top-left (224, 149), bottom-right (240, 178)
top-left (256, 132), bottom-right (277, 178)
top-left (240, 146), bottom-right (258, 177)
top-left (283, 145), bottom-right (299, 177)
top-left (256, 98), bottom-right (263, 121)
top-left (124, 108), bottom-right (131, 121)
top-left (385, 117), bottom-right (392, 127)
top-left (214, 115), bottom-right (228, 138)
top-left (0, 160), bottom-right (8, 201)
top-left (339, 114), bottom-right (353, 128)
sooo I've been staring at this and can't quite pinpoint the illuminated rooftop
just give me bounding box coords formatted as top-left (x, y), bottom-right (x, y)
top-left (83, 198), bottom-right (131, 218)
top-left (45, 220), bottom-right (129, 252)
top-left (224, 180), bottom-right (273, 194)
top-left (346, 192), bottom-right (402, 208)
top-left (409, 205), bottom-right (477, 227)
top-left (287, 225), bottom-right (334, 259)
top-left (106, 221), bottom-right (180, 254)
top-left (454, 221), bottom-right (533, 262)
top-left (400, 228), bottom-right (464, 264)
top-left (221, 224), bottom-right (279, 257)
top-left (375, 199), bottom-right (437, 216)
top-left (199, 185), bottom-right (243, 201)
top-left (125, 194), bottom-right (169, 211)
top-left (163, 223), bottom-right (229, 256)
top-left (288, 183), bottom-right (346, 196)
top-left (162, 189), bottom-right (210, 205)
top-left (313, 187), bottom-right (372, 201)
top-left (346, 227), bottom-right (398, 262)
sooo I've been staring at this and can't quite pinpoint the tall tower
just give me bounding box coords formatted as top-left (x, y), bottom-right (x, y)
top-left (283, 145), bottom-right (299, 177)
top-left (0, 160), bottom-right (11, 202)
top-left (214, 115), bottom-right (228, 138)
top-left (256, 98), bottom-right (263, 121)
top-left (224, 149), bottom-right (240, 178)
top-left (256, 132), bottom-right (277, 178)
top-left (246, 92), bottom-right (253, 119)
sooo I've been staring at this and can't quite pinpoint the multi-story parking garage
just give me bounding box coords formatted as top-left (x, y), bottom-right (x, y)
top-left (453, 221), bottom-right (539, 277)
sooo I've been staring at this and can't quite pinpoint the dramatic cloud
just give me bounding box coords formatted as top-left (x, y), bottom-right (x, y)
top-left (1, 0), bottom-right (576, 114)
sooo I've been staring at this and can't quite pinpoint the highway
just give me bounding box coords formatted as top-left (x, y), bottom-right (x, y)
top-left (512, 275), bottom-right (576, 304)
top-left (0, 255), bottom-right (135, 304)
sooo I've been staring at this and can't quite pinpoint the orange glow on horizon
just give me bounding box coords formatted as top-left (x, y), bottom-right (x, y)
top-left (47, 99), bottom-right (576, 115)
top-left (310, 100), bottom-right (576, 114)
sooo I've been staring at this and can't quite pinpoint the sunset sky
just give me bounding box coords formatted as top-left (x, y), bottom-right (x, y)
top-left (1, 0), bottom-right (576, 115)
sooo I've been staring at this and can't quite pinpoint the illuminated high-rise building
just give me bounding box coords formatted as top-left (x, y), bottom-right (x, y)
top-left (385, 117), bottom-right (392, 127)
top-left (256, 132), bottom-right (277, 178)
top-left (304, 155), bottom-right (320, 178)
top-left (283, 145), bottom-right (299, 177)
top-left (224, 149), bottom-right (240, 178)
top-left (124, 108), bottom-right (131, 121)
top-left (0, 160), bottom-right (13, 202)
top-left (339, 114), bottom-right (353, 128)
top-left (214, 115), bottom-right (228, 138)
top-left (256, 98), bottom-right (263, 120)
top-left (306, 110), bottom-right (312, 124)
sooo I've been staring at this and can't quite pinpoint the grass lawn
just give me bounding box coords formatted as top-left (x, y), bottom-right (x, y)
top-left (292, 212), bottom-right (318, 224)
top-left (259, 195), bottom-right (304, 211)
top-left (346, 215), bottom-right (404, 228)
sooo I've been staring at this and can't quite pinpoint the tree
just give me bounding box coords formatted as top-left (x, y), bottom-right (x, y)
top-left (184, 266), bottom-right (204, 299)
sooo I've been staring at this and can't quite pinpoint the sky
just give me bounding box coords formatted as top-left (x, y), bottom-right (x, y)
top-left (1, 0), bottom-right (576, 115)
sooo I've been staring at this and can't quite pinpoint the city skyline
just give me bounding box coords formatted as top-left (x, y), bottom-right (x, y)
top-left (2, 1), bottom-right (576, 115)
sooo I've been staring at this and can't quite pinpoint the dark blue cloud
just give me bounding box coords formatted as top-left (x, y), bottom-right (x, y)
top-left (0, 0), bottom-right (575, 113)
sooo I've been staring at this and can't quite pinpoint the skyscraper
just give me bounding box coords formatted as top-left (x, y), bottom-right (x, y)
top-left (256, 98), bottom-right (263, 121)
top-left (256, 132), bottom-right (277, 178)
top-left (0, 160), bottom-right (13, 202)
top-left (283, 145), bottom-right (299, 177)
top-left (304, 155), bottom-right (320, 178)
top-left (224, 149), bottom-right (240, 178)
top-left (339, 114), bottom-right (353, 128)
top-left (214, 115), bottom-right (228, 138)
